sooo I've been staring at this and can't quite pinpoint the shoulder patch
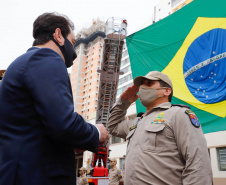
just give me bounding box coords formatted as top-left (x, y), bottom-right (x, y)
top-left (118, 170), bottom-right (122, 175)
top-left (185, 110), bottom-right (200, 128)
top-left (172, 104), bottom-right (190, 109)
top-left (84, 177), bottom-right (88, 183)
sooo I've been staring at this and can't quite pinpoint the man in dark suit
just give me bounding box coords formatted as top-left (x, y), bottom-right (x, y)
top-left (0, 12), bottom-right (108, 185)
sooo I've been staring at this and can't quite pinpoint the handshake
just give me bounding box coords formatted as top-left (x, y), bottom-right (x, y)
top-left (94, 124), bottom-right (109, 145)
top-left (75, 124), bottom-right (109, 154)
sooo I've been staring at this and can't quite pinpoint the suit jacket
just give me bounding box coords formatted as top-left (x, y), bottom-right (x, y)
top-left (0, 47), bottom-right (99, 185)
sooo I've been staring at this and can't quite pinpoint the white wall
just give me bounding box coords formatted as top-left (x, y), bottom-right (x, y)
top-left (109, 142), bottom-right (127, 159)
top-left (205, 131), bottom-right (226, 179)
top-left (154, 0), bottom-right (172, 22)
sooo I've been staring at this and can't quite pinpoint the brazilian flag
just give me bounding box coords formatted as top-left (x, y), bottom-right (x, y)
top-left (126, 0), bottom-right (226, 133)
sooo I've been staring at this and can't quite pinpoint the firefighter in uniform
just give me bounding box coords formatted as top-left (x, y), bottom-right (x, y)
top-left (108, 71), bottom-right (213, 185)
top-left (78, 167), bottom-right (89, 185)
top-left (108, 158), bottom-right (122, 185)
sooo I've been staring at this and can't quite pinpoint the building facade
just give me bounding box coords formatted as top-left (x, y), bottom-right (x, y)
top-left (153, 0), bottom-right (193, 22)
top-left (71, 19), bottom-right (105, 121)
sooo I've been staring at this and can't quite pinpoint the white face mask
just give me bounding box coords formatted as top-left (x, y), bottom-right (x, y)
top-left (138, 86), bottom-right (166, 107)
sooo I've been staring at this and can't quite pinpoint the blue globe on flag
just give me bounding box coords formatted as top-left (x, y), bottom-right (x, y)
top-left (183, 28), bottom-right (226, 104)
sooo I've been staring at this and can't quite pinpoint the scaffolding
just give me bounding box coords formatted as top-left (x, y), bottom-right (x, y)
top-left (96, 17), bottom-right (127, 127)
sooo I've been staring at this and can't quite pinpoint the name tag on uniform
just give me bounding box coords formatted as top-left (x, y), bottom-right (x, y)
top-left (152, 120), bottom-right (166, 124)
top-left (129, 120), bottom-right (140, 131)
top-left (129, 124), bottom-right (137, 131)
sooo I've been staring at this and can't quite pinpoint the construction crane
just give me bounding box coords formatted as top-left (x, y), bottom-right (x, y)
top-left (87, 17), bottom-right (127, 185)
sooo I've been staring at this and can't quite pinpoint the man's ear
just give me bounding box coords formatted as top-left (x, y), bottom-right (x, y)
top-left (53, 28), bottom-right (64, 46)
top-left (164, 88), bottom-right (172, 97)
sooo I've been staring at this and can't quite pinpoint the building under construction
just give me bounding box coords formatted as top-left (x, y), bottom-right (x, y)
top-left (71, 19), bottom-right (105, 123)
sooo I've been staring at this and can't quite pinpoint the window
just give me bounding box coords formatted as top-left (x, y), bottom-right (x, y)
top-left (123, 44), bottom-right (126, 50)
top-left (117, 88), bottom-right (123, 97)
top-left (122, 50), bottom-right (128, 58)
top-left (121, 58), bottom-right (130, 67)
top-left (111, 136), bottom-right (121, 144)
top-left (217, 147), bottom-right (226, 171)
top-left (120, 158), bottom-right (125, 171)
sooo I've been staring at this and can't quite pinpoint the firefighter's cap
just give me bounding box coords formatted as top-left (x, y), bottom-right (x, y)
top-left (79, 167), bottom-right (86, 171)
top-left (109, 158), bottom-right (117, 162)
top-left (134, 71), bottom-right (173, 89)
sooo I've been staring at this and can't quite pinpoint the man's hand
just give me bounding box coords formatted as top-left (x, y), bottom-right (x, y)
top-left (121, 85), bottom-right (139, 103)
top-left (95, 124), bottom-right (109, 145)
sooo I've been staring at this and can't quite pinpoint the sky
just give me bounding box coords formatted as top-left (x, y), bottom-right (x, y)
top-left (0, 0), bottom-right (160, 70)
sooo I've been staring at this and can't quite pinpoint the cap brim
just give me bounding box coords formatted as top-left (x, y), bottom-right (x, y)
top-left (134, 76), bottom-right (159, 86)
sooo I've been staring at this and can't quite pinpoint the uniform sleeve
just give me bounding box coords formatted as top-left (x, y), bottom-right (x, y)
top-left (173, 108), bottom-right (213, 184)
top-left (108, 97), bottom-right (133, 139)
top-left (25, 50), bottom-right (99, 152)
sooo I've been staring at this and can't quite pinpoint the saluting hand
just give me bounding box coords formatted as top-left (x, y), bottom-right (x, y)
top-left (121, 84), bottom-right (139, 103)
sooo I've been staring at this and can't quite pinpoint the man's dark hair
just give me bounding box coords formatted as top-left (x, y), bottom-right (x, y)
top-left (32, 12), bottom-right (74, 46)
top-left (159, 80), bottom-right (173, 102)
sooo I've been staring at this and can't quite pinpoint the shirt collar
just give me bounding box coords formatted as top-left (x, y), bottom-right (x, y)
top-left (144, 102), bottom-right (171, 117)
top-left (154, 102), bottom-right (171, 109)
top-left (27, 47), bottom-right (41, 52)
